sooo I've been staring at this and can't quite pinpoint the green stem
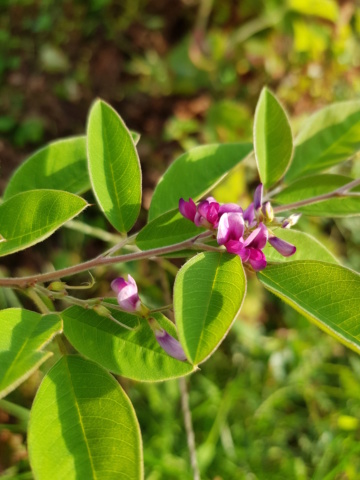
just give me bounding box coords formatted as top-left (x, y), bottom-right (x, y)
top-left (0, 399), bottom-right (30, 426)
top-left (65, 220), bottom-right (123, 244)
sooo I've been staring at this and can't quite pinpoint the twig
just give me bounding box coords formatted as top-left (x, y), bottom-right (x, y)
top-left (179, 377), bottom-right (200, 480)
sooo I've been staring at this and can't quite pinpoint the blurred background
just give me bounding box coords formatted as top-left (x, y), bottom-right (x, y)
top-left (1, 1), bottom-right (360, 479)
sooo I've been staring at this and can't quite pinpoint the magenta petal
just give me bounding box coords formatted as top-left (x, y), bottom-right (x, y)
top-left (207, 202), bottom-right (220, 224)
top-left (243, 203), bottom-right (255, 225)
top-left (111, 277), bottom-right (128, 294)
top-left (219, 203), bottom-right (243, 215)
top-left (268, 236), bottom-right (296, 257)
top-left (249, 223), bottom-right (268, 249)
top-left (217, 212), bottom-right (244, 245)
top-left (154, 329), bottom-right (187, 361)
top-left (248, 248), bottom-right (267, 270)
top-left (197, 200), bottom-right (209, 218)
top-left (254, 184), bottom-right (263, 210)
top-left (179, 198), bottom-right (196, 222)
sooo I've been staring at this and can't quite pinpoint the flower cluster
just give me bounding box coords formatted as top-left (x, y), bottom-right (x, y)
top-left (179, 184), bottom-right (297, 271)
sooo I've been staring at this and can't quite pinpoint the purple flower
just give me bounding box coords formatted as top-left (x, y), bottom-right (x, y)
top-left (217, 212), bottom-right (244, 246)
top-left (111, 275), bottom-right (141, 312)
top-left (268, 236), bottom-right (296, 257)
top-left (179, 198), bottom-right (197, 222)
top-left (194, 197), bottom-right (220, 228)
top-left (224, 223), bottom-right (268, 271)
top-left (148, 317), bottom-right (187, 361)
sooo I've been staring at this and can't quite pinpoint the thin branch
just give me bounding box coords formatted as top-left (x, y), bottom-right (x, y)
top-left (179, 377), bottom-right (200, 480)
top-left (0, 234), bottom-right (208, 288)
top-left (273, 178), bottom-right (360, 214)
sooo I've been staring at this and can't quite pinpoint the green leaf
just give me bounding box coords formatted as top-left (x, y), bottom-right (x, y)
top-left (273, 174), bottom-right (360, 216)
top-left (28, 356), bottom-right (143, 480)
top-left (0, 190), bottom-right (88, 257)
top-left (254, 87), bottom-right (293, 188)
top-left (174, 252), bottom-right (246, 365)
top-left (87, 99), bottom-right (142, 233)
top-left (263, 229), bottom-right (339, 263)
top-left (4, 137), bottom-right (88, 200)
top-left (131, 130), bottom-right (141, 145)
top-left (286, 100), bottom-right (360, 182)
top-left (136, 209), bottom-right (205, 251)
top-left (62, 306), bottom-right (194, 381)
top-left (0, 309), bottom-right (61, 399)
top-left (258, 261), bottom-right (360, 354)
top-left (148, 143), bottom-right (252, 220)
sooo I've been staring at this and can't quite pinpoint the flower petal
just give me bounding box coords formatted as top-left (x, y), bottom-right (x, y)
top-left (268, 236), bottom-right (296, 257)
top-left (248, 248), bottom-right (267, 271)
top-left (254, 184), bottom-right (263, 211)
top-left (111, 277), bottom-right (128, 294)
top-left (217, 213), bottom-right (244, 245)
top-left (243, 203), bottom-right (255, 226)
top-left (219, 203), bottom-right (243, 215)
top-left (154, 329), bottom-right (187, 361)
top-left (179, 198), bottom-right (197, 222)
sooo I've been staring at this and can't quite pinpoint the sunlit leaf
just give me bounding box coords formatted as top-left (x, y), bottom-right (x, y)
top-left (286, 101), bottom-right (360, 182)
top-left (254, 87), bottom-right (293, 187)
top-left (4, 137), bottom-right (88, 199)
top-left (28, 356), bottom-right (143, 480)
top-left (0, 190), bottom-right (88, 257)
top-left (174, 252), bottom-right (246, 365)
top-left (258, 261), bottom-right (360, 354)
top-left (87, 99), bottom-right (142, 233)
top-left (0, 309), bottom-right (61, 399)
top-left (263, 229), bottom-right (339, 263)
top-left (148, 143), bottom-right (252, 220)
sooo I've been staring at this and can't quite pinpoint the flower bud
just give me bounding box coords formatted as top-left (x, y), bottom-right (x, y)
top-left (282, 213), bottom-right (301, 229)
top-left (48, 281), bottom-right (67, 292)
top-left (93, 304), bottom-right (112, 317)
top-left (148, 317), bottom-right (187, 361)
top-left (268, 236), bottom-right (296, 257)
top-left (111, 275), bottom-right (141, 312)
top-left (261, 201), bottom-right (274, 223)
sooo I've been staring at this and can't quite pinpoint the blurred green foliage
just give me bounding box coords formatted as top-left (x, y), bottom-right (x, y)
top-left (1, 0), bottom-right (360, 479)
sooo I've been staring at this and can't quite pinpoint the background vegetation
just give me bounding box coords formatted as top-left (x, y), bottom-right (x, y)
top-left (1, 1), bottom-right (360, 479)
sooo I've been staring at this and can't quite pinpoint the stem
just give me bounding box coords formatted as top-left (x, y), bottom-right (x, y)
top-left (66, 220), bottom-right (123, 244)
top-left (26, 288), bottom-right (51, 314)
top-left (273, 178), bottom-right (360, 214)
top-left (0, 399), bottom-right (30, 427)
top-left (0, 234), bottom-right (209, 288)
top-left (149, 304), bottom-right (173, 313)
top-left (179, 377), bottom-right (200, 480)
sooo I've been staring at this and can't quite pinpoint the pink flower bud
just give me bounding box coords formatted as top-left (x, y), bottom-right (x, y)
top-left (148, 317), bottom-right (187, 361)
top-left (111, 275), bottom-right (141, 312)
top-left (268, 236), bottom-right (296, 257)
top-left (179, 198), bottom-right (197, 222)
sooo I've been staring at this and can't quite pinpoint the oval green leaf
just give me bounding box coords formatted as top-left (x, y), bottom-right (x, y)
top-left (28, 355), bottom-right (143, 480)
top-left (258, 261), bottom-right (360, 354)
top-left (274, 174), bottom-right (360, 216)
top-left (0, 309), bottom-right (61, 399)
top-left (174, 252), bottom-right (246, 365)
top-left (263, 229), bottom-right (339, 264)
top-left (136, 209), bottom-right (205, 251)
top-left (62, 306), bottom-right (194, 381)
top-left (148, 143), bottom-right (252, 220)
top-left (254, 87), bottom-right (293, 188)
top-left (4, 136), bottom-right (89, 200)
top-left (0, 190), bottom-right (88, 257)
top-left (286, 100), bottom-right (360, 182)
top-left (87, 99), bottom-right (142, 233)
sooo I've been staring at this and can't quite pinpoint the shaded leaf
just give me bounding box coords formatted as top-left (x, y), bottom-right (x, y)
top-left (136, 209), bottom-right (205, 251)
top-left (274, 174), bottom-right (360, 216)
top-left (149, 143), bottom-right (252, 220)
top-left (0, 309), bottom-right (61, 399)
top-left (62, 307), bottom-right (194, 381)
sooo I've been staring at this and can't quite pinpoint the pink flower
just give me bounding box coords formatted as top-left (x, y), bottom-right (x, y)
top-left (111, 275), bottom-right (141, 312)
top-left (194, 197), bottom-right (220, 228)
top-left (224, 223), bottom-right (268, 271)
top-left (179, 198), bottom-right (197, 222)
top-left (268, 236), bottom-right (296, 257)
